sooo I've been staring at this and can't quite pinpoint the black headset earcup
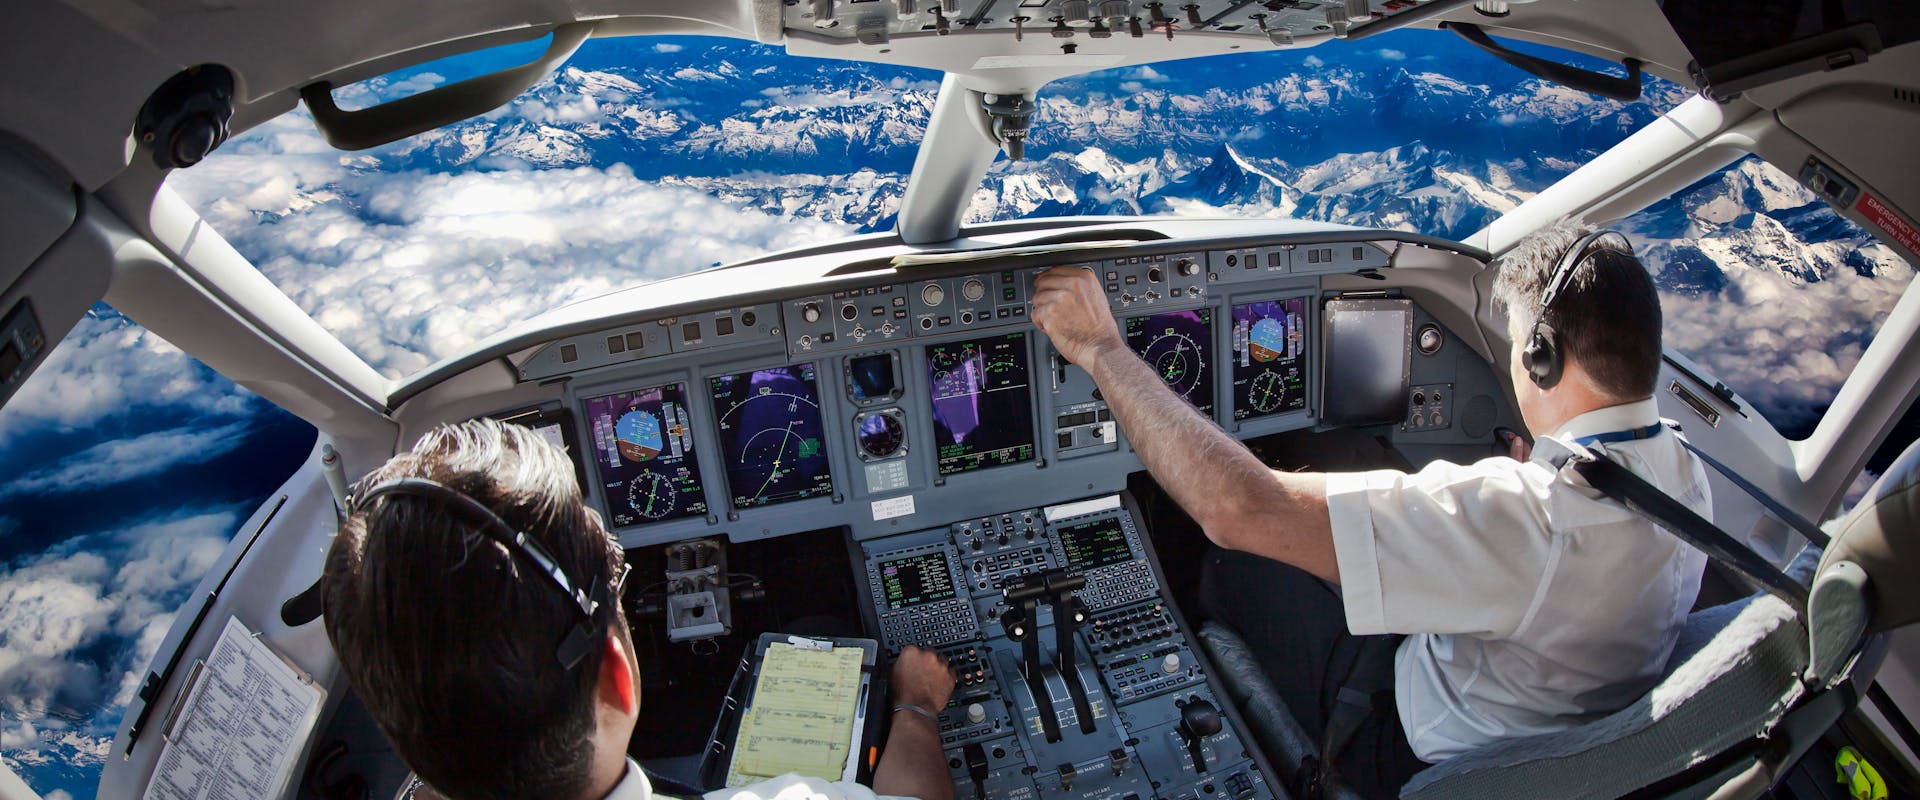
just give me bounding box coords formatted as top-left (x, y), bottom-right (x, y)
top-left (1525, 325), bottom-right (1561, 389)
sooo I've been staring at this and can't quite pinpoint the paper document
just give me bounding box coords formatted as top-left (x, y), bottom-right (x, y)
top-left (889, 239), bottom-right (1142, 269)
top-left (726, 642), bottom-right (865, 786)
top-left (143, 617), bottom-right (325, 800)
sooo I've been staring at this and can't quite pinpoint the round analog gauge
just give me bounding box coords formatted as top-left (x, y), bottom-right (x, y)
top-left (855, 410), bottom-right (907, 460)
top-left (626, 471), bottom-right (679, 520)
top-left (961, 277), bottom-right (987, 302)
top-left (1247, 371), bottom-right (1288, 413)
top-left (921, 283), bottom-right (946, 307)
top-left (1417, 323), bottom-right (1444, 355)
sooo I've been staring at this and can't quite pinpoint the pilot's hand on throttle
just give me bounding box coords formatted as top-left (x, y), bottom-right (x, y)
top-left (1031, 266), bottom-right (1124, 367)
top-left (892, 645), bottom-right (957, 712)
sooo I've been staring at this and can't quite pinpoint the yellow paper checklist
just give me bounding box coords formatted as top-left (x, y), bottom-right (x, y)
top-left (726, 642), bottom-right (865, 787)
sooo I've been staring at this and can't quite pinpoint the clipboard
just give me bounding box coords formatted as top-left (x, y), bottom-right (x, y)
top-left (698, 633), bottom-right (879, 790)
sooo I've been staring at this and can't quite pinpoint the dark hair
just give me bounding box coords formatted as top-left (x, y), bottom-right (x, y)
top-left (1492, 219), bottom-right (1664, 400)
top-left (323, 419), bottom-right (623, 800)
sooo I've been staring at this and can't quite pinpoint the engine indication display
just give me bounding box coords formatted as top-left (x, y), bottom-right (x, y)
top-left (928, 332), bottom-right (1035, 476)
top-left (879, 551), bottom-right (958, 610)
top-left (584, 383), bottom-right (709, 526)
top-left (1231, 298), bottom-right (1309, 421)
top-left (709, 364), bottom-right (835, 509)
top-left (1125, 309), bottom-right (1215, 417)
top-left (1059, 517), bottom-right (1133, 571)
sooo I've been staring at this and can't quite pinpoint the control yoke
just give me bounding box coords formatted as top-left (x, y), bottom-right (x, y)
top-left (1001, 568), bottom-right (1095, 742)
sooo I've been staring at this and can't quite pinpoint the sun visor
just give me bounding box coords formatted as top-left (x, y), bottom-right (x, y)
top-left (1659, 0), bottom-right (1920, 101)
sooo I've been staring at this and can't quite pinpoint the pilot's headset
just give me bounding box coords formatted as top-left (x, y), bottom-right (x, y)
top-left (1520, 229), bottom-right (1635, 390)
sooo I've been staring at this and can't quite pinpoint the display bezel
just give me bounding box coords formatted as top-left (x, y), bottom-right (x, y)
top-left (580, 381), bottom-right (712, 528)
top-left (926, 331), bottom-right (1037, 477)
top-left (1320, 297), bottom-right (1414, 427)
top-left (1124, 307), bottom-right (1218, 420)
top-left (1229, 296), bottom-right (1312, 423)
top-left (708, 363), bottom-right (836, 510)
top-left (845, 349), bottom-right (904, 407)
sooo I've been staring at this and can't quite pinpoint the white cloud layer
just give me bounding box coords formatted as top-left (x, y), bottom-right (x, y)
top-left (0, 313), bottom-right (255, 447)
top-left (168, 89), bottom-right (857, 378)
top-left (0, 509), bottom-right (237, 778)
top-left (0, 423), bottom-right (251, 500)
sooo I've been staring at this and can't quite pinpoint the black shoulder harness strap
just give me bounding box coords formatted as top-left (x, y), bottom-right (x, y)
top-left (1558, 440), bottom-right (1810, 616)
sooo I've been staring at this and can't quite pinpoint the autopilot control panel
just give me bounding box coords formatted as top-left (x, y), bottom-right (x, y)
top-left (859, 494), bottom-right (1274, 800)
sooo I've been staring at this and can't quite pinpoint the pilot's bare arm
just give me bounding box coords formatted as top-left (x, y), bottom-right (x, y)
top-left (1031, 267), bottom-right (1338, 584)
top-left (874, 646), bottom-right (958, 800)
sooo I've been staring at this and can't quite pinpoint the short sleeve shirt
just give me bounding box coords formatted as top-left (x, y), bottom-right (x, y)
top-left (1325, 398), bottom-right (1712, 761)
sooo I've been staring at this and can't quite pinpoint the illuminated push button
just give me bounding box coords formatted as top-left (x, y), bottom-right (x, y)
top-left (1162, 653), bottom-right (1181, 674)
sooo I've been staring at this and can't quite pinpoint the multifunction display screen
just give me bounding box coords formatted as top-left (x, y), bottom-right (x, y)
top-left (1231, 298), bottom-right (1309, 421)
top-left (584, 383), bottom-right (709, 526)
top-left (1126, 309), bottom-right (1215, 417)
top-left (709, 364), bottom-right (834, 509)
top-left (1059, 517), bottom-right (1133, 571)
top-left (928, 332), bottom-right (1035, 476)
top-left (1322, 298), bottom-right (1413, 427)
top-left (878, 552), bottom-right (958, 610)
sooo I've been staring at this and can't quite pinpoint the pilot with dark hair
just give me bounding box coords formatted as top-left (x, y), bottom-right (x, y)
top-left (1031, 221), bottom-right (1710, 797)
top-left (322, 418), bottom-right (958, 800)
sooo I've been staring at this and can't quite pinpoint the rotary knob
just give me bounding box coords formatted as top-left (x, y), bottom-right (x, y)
top-left (966, 703), bottom-right (987, 725)
top-left (1176, 258), bottom-right (1199, 277)
top-left (961, 277), bottom-right (987, 302)
top-left (922, 283), bottom-right (946, 307)
top-left (1162, 653), bottom-right (1182, 674)
top-left (801, 303), bottom-right (822, 324)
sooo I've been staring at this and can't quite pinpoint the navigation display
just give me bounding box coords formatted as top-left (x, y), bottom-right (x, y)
top-left (1126, 309), bottom-right (1215, 417)
top-left (709, 364), bottom-right (835, 509)
top-left (584, 383), bottom-right (709, 526)
top-left (928, 332), bottom-right (1035, 476)
top-left (1231, 298), bottom-right (1309, 421)
top-left (878, 552), bottom-right (957, 610)
top-left (1059, 517), bottom-right (1132, 571)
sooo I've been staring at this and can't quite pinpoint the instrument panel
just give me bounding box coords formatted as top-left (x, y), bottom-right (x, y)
top-left (523, 236), bottom-right (1497, 547)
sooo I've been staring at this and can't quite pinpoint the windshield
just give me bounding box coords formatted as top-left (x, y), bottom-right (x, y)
top-left (170, 30), bottom-right (1690, 380)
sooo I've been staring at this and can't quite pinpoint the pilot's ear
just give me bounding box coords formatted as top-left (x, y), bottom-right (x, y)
top-left (599, 632), bottom-right (638, 716)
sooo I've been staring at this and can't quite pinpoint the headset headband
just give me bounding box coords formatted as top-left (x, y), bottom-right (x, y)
top-left (353, 477), bottom-right (614, 668)
top-left (1538, 229), bottom-right (1631, 319)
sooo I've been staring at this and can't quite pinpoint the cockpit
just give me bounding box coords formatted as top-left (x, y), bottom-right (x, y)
top-left (3, 1), bottom-right (1920, 799)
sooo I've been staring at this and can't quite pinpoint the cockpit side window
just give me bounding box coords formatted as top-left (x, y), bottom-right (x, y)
top-left (1619, 154), bottom-right (1913, 444)
top-left (0, 305), bottom-right (316, 799)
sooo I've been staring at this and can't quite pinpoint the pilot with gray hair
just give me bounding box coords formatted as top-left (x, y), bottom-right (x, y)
top-left (1030, 220), bottom-right (1710, 797)
top-left (321, 418), bottom-right (959, 800)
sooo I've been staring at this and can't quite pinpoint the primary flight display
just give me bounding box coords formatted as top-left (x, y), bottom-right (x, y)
top-left (585, 383), bottom-right (710, 526)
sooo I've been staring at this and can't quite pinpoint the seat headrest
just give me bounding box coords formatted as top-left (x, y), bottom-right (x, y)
top-left (1820, 437), bottom-right (1920, 633)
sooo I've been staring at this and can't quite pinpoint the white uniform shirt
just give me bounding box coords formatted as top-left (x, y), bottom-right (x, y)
top-left (601, 759), bottom-right (907, 800)
top-left (1325, 398), bottom-right (1711, 762)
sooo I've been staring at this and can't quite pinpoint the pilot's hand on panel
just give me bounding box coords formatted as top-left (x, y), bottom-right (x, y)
top-left (892, 645), bottom-right (957, 712)
top-left (1031, 266), bottom-right (1125, 367)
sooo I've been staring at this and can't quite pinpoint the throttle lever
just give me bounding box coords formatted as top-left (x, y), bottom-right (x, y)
top-left (963, 742), bottom-right (989, 800)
